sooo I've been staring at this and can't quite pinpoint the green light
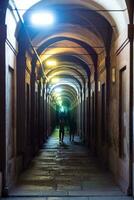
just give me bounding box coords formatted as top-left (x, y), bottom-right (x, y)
top-left (60, 106), bottom-right (64, 112)
top-left (58, 100), bottom-right (62, 106)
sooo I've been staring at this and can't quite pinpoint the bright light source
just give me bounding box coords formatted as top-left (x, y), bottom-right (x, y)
top-left (46, 60), bottom-right (57, 66)
top-left (60, 106), bottom-right (64, 112)
top-left (31, 12), bottom-right (55, 26)
top-left (54, 88), bottom-right (62, 93)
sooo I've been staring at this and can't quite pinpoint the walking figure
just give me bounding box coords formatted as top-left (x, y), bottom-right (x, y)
top-left (59, 118), bottom-right (65, 143)
top-left (70, 118), bottom-right (76, 142)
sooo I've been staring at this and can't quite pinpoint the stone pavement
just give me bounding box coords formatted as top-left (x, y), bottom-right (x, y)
top-left (1, 197), bottom-right (134, 200)
top-left (6, 129), bottom-right (133, 200)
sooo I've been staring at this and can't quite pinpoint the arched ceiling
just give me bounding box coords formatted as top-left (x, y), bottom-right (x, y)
top-left (14, 0), bottom-right (129, 34)
top-left (11, 0), bottom-right (129, 109)
top-left (50, 81), bottom-right (80, 95)
top-left (39, 40), bottom-right (94, 66)
top-left (46, 65), bottom-right (87, 83)
top-left (50, 84), bottom-right (79, 109)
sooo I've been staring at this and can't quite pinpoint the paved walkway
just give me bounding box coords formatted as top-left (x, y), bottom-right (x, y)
top-left (2, 197), bottom-right (134, 200)
top-left (5, 129), bottom-right (133, 200)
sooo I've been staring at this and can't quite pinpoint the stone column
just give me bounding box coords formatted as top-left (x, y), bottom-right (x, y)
top-left (0, 25), bottom-right (8, 196)
top-left (128, 23), bottom-right (134, 195)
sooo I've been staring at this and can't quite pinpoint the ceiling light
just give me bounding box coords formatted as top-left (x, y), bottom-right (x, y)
top-left (60, 106), bottom-right (64, 112)
top-left (31, 12), bottom-right (55, 26)
top-left (54, 88), bottom-right (62, 93)
top-left (46, 60), bottom-right (57, 66)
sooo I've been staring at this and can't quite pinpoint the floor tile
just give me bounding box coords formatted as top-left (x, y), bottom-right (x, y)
top-left (9, 130), bottom-right (125, 198)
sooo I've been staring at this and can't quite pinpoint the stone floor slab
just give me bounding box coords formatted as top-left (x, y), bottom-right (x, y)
top-left (2, 197), bottom-right (134, 200)
top-left (10, 131), bottom-right (126, 198)
top-left (88, 197), bottom-right (133, 200)
top-left (47, 197), bottom-right (89, 200)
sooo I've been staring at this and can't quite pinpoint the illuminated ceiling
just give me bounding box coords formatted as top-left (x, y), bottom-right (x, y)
top-left (12, 0), bottom-right (129, 110)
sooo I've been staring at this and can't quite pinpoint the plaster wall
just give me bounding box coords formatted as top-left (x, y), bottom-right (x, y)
top-left (93, 27), bottom-right (130, 193)
top-left (97, 63), bottom-right (107, 166)
top-left (109, 28), bottom-right (130, 193)
top-left (5, 6), bottom-right (18, 190)
top-left (90, 75), bottom-right (96, 152)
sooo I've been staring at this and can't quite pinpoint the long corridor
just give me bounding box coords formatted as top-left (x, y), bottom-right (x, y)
top-left (7, 129), bottom-right (131, 199)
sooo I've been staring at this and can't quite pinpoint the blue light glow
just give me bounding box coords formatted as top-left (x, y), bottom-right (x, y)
top-left (60, 106), bottom-right (64, 112)
top-left (31, 12), bottom-right (55, 26)
top-left (54, 88), bottom-right (62, 93)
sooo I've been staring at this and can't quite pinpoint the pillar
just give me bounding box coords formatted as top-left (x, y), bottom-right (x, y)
top-left (0, 25), bottom-right (8, 196)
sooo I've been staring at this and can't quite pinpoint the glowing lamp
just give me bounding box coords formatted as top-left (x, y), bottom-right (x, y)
top-left (60, 106), bottom-right (64, 112)
top-left (31, 12), bottom-right (55, 26)
top-left (54, 88), bottom-right (62, 93)
top-left (46, 60), bottom-right (57, 66)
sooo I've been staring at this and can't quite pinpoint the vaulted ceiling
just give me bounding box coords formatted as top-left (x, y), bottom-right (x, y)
top-left (13, 0), bottom-right (129, 109)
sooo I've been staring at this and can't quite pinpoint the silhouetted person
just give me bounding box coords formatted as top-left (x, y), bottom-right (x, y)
top-left (70, 119), bottom-right (76, 142)
top-left (59, 118), bottom-right (65, 143)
